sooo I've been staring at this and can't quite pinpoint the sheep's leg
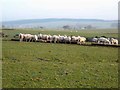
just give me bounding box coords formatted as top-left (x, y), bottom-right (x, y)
top-left (20, 38), bottom-right (22, 42)
top-left (29, 38), bottom-right (31, 42)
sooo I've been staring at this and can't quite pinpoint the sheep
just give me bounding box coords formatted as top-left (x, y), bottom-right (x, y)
top-left (110, 38), bottom-right (118, 45)
top-left (64, 36), bottom-right (71, 44)
top-left (97, 37), bottom-right (111, 45)
top-left (71, 36), bottom-right (79, 43)
top-left (29, 35), bottom-right (38, 42)
top-left (77, 37), bottom-right (86, 45)
top-left (19, 33), bottom-right (25, 42)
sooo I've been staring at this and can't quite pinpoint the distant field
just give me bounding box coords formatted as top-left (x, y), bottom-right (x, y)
top-left (2, 29), bottom-right (119, 88)
top-left (2, 28), bottom-right (118, 39)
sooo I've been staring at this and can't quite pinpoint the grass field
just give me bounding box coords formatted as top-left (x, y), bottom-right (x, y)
top-left (2, 28), bottom-right (118, 39)
top-left (2, 29), bottom-right (119, 88)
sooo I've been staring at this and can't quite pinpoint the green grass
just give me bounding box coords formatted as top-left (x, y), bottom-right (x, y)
top-left (2, 29), bottom-right (119, 88)
top-left (2, 28), bottom-right (118, 39)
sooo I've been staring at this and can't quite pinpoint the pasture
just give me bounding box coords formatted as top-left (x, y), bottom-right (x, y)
top-left (2, 29), bottom-right (119, 88)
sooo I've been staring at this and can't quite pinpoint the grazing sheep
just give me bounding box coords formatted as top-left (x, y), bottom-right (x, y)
top-left (97, 37), bottom-right (111, 45)
top-left (71, 36), bottom-right (79, 43)
top-left (19, 33), bottom-right (38, 42)
top-left (77, 37), bottom-right (86, 45)
top-left (58, 35), bottom-right (64, 43)
top-left (92, 38), bottom-right (98, 42)
top-left (53, 35), bottom-right (59, 43)
top-left (19, 33), bottom-right (25, 42)
top-left (37, 33), bottom-right (43, 40)
top-left (64, 36), bottom-right (71, 44)
top-left (23, 34), bottom-right (32, 42)
top-left (110, 38), bottom-right (118, 45)
top-left (47, 35), bottom-right (53, 43)
top-left (29, 35), bottom-right (38, 42)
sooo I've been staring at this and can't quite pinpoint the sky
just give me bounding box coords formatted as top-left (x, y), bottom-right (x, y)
top-left (1, 0), bottom-right (119, 21)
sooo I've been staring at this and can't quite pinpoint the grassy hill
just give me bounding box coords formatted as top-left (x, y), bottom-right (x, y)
top-left (2, 18), bottom-right (117, 29)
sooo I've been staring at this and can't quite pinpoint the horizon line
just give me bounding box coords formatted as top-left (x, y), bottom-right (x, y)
top-left (2, 18), bottom-right (118, 22)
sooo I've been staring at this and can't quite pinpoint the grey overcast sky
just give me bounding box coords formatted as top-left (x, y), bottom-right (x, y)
top-left (1, 0), bottom-right (119, 21)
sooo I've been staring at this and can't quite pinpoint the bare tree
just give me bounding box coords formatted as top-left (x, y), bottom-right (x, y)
top-left (86, 25), bottom-right (93, 29)
top-left (63, 25), bottom-right (70, 30)
top-left (40, 26), bottom-right (44, 29)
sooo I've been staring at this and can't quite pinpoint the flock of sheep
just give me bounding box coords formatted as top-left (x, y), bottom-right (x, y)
top-left (19, 33), bottom-right (119, 45)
